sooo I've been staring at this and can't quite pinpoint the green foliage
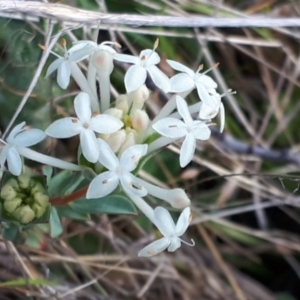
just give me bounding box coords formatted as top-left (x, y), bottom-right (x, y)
top-left (49, 206), bottom-right (63, 237)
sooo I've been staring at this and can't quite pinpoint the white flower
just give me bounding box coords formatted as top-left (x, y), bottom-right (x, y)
top-left (152, 95), bottom-right (211, 168)
top-left (113, 42), bottom-right (170, 93)
top-left (138, 206), bottom-right (194, 257)
top-left (87, 140), bottom-right (148, 198)
top-left (0, 122), bottom-right (46, 176)
top-left (45, 92), bottom-right (123, 163)
top-left (167, 60), bottom-right (218, 106)
top-left (45, 40), bottom-right (92, 89)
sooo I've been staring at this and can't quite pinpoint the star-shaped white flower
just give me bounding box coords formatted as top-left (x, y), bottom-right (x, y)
top-left (167, 60), bottom-right (218, 107)
top-left (45, 92), bottom-right (123, 163)
top-left (152, 96), bottom-right (211, 167)
top-left (114, 43), bottom-right (170, 93)
top-left (87, 140), bottom-right (148, 198)
top-left (0, 122), bottom-right (46, 176)
top-left (45, 40), bottom-right (92, 89)
top-left (138, 206), bottom-right (194, 257)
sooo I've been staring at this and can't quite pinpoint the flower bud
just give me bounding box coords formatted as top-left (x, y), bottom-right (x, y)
top-left (17, 174), bottom-right (33, 190)
top-left (1, 182), bottom-right (17, 201)
top-left (129, 85), bottom-right (150, 111)
top-left (31, 182), bottom-right (45, 195)
top-left (3, 197), bottom-right (22, 213)
top-left (131, 109), bottom-right (150, 133)
top-left (116, 95), bottom-right (130, 114)
top-left (119, 130), bottom-right (136, 154)
top-left (14, 205), bottom-right (35, 224)
top-left (106, 129), bottom-right (127, 153)
top-left (92, 50), bottom-right (113, 74)
top-left (166, 189), bottom-right (191, 209)
top-left (31, 203), bottom-right (46, 218)
top-left (104, 108), bottom-right (123, 119)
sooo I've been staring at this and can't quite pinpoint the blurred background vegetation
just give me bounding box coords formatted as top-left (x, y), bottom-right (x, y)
top-left (1, 0), bottom-right (300, 299)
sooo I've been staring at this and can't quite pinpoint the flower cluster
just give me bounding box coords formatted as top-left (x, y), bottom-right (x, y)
top-left (0, 37), bottom-right (233, 256)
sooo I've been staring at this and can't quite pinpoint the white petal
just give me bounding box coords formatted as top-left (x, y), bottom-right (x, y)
top-left (192, 122), bottom-right (211, 141)
top-left (90, 115), bottom-right (123, 134)
top-left (46, 118), bottom-right (82, 138)
top-left (169, 74), bottom-right (195, 93)
top-left (175, 207), bottom-right (191, 236)
top-left (154, 206), bottom-right (176, 237)
top-left (220, 102), bottom-right (225, 133)
top-left (86, 171), bottom-right (119, 199)
top-left (7, 122), bottom-right (26, 143)
top-left (199, 102), bottom-right (217, 120)
top-left (97, 138), bottom-right (119, 171)
top-left (196, 83), bottom-right (215, 107)
top-left (124, 65), bottom-right (147, 93)
top-left (45, 58), bottom-right (62, 78)
top-left (166, 60), bottom-right (194, 77)
top-left (168, 237), bottom-right (181, 252)
top-left (120, 173), bottom-right (148, 197)
top-left (57, 61), bottom-right (71, 89)
top-left (120, 144), bottom-right (148, 172)
top-left (147, 65), bottom-right (170, 93)
top-left (176, 96), bottom-right (193, 125)
top-left (0, 145), bottom-right (8, 169)
top-left (196, 74), bottom-right (218, 89)
top-left (180, 133), bottom-right (196, 168)
top-left (80, 129), bottom-right (99, 163)
top-left (7, 147), bottom-right (22, 176)
top-left (13, 129), bottom-right (46, 147)
top-left (152, 118), bottom-right (186, 138)
top-left (69, 44), bottom-right (95, 61)
top-left (113, 53), bottom-right (140, 64)
top-left (74, 92), bottom-right (92, 123)
top-left (98, 44), bottom-right (117, 54)
top-left (138, 237), bottom-right (170, 257)
top-left (141, 49), bottom-right (160, 65)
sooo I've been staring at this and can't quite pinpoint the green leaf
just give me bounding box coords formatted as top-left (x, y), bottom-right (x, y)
top-left (56, 206), bottom-right (90, 221)
top-left (0, 278), bottom-right (57, 287)
top-left (70, 194), bottom-right (137, 215)
top-left (49, 207), bottom-right (63, 238)
top-left (2, 223), bottom-right (19, 241)
top-left (42, 166), bottom-right (53, 186)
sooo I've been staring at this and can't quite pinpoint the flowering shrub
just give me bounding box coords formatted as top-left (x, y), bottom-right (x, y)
top-left (0, 37), bottom-right (233, 257)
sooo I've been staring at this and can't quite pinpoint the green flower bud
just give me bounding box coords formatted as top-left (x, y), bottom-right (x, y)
top-left (31, 203), bottom-right (46, 218)
top-left (14, 205), bottom-right (35, 224)
top-left (17, 174), bottom-right (34, 190)
top-left (31, 182), bottom-right (45, 195)
top-left (3, 197), bottom-right (22, 213)
top-left (33, 192), bottom-right (49, 207)
top-left (1, 183), bottom-right (17, 201)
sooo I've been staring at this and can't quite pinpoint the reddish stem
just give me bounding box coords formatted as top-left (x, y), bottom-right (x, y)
top-left (50, 185), bottom-right (88, 206)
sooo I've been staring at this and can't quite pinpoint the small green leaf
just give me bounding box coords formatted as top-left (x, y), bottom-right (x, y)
top-left (3, 223), bottom-right (19, 241)
top-left (42, 166), bottom-right (53, 186)
top-left (70, 194), bottom-right (137, 215)
top-left (0, 278), bottom-right (57, 287)
top-left (49, 207), bottom-right (63, 238)
top-left (56, 206), bottom-right (90, 221)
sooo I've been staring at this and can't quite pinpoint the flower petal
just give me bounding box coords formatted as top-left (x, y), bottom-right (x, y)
top-left (113, 53), bottom-right (140, 64)
top-left (147, 65), bottom-right (170, 93)
top-left (7, 122), bottom-right (26, 143)
top-left (57, 61), bottom-right (71, 89)
top-left (199, 102), bottom-right (218, 120)
top-left (175, 207), bottom-right (191, 236)
top-left (124, 65), bottom-right (147, 93)
top-left (0, 145), bottom-right (8, 170)
top-left (86, 171), bottom-right (119, 199)
top-left (196, 74), bottom-right (218, 89)
top-left (153, 206), bottom-right (176, 237)
top-left (220, 102), bottom-right (225, 133)
top-left (80, 129), bottom-right (99, 163)
top-left (169, 74), bottom-right (195, 93)
top-left (46, 118), bottom-right (82, 138)
top-left (176, 96), bottom-right (193, 125)
top-left (69, 44), bottom-right (95, 62)
top-left (45, 58), bottom-right (62, 78)
top-left (138, 237), bottom-right (170, 257)
top-left (97, 138), bottom-right (119, 171)
top-left (168, 237), bottom-right (181, 252)
top-left (120, 173), bottom-right (148, 197)
top-left (7, 146), bottom-right (22, 176)
top-left (152, 118), bottom-right (186, 138)
top-left (90, 114), bottom-right (123, 134)
top-left (166, 59), bottom-right (195, 77)
top-left (74, 92), bottom-right (92, 123)
top-left (141, 49), bottom-right (160, 65)
top-left (13, 129), bottom-right (46, 147)
top-left (180, 133), bottom-right (196, 168)
top-left (196, 83), bottom-right (215, 107)
top-left (192, 122), bottom-right (211, 141)
top-left (120, 144), bottom-right (148, 172)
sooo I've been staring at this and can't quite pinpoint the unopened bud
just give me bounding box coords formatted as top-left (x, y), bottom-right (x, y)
top-left (119, 130), bottom-right (137, 154)
top-left (1, 182), bottom-right (17, 201)
top-left (3, 197), bottom-right (22, 213)
top-left (18, 174), bottom-right (33, 190)
top-left (128, 85), bottom-right (150, 111)
top-left (116, 95), bottom-right (130, 114)
top-left (14, 205), bottom-right (35, 224)
top-left (167, 189), bottom-right (190, 209)
top-left (104, 108), bottom-right (123, 119)
top-left (106, 130), bottom-right (126, 153)
top-left (131, 109), bottom-right (150, 133)
top-left (92, 50), bottom-right (113, 74)
top-left (32, 203), bottom-right (46, 218)
top-left (31, 182), bottom-right (45, 195)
